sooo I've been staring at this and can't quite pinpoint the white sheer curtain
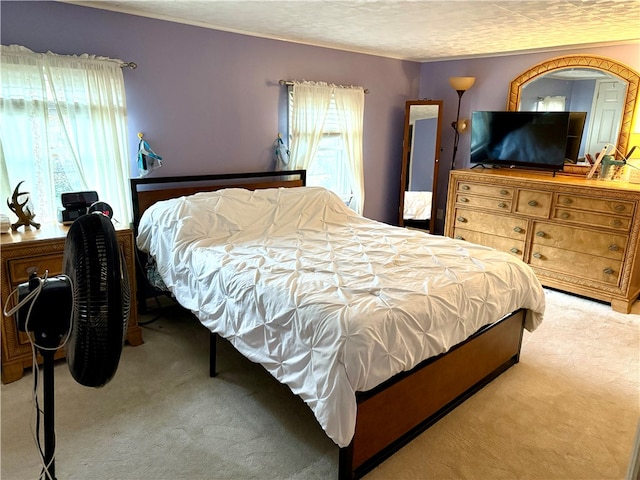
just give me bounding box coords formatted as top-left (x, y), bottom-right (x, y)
top-left (334, 87), bottom-right (364, 214)
top-left (287, 81), bottom-right (365, 214)
top-left (288, 82), bottom-right (332, 171)
top-left (1, 45), bottom-right (131, 225)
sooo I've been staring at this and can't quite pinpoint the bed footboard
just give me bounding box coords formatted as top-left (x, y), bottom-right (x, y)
top-left (340, 309), bottom-right (526, 479)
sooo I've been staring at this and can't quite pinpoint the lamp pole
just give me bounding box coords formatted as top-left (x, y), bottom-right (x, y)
top-left (451, 89), bottom-right (465, 170)
top-left (448, 76), bottom-right (476, 170)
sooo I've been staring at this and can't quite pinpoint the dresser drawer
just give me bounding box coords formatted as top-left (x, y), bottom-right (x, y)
top-left (556, 194), bottom-right (634, 216)
top-left (514, 189), bottom-right (552, 218)
top-left (528, 245), bottom-right (621, 285)
top-left (7, 254), bottom-right (63, 284)
top-left (553, 208), bottom-right (632, 231)
top-left (453, 209), bottom-right (528, 240)
top-left (531, 222), bottom-right (627, 260)
top-left (457, 182), bottom-right (514, 199)
top-left (453, 228), bottom-right (525, 259)
top-left (456, 194), bottom-right (512, 212)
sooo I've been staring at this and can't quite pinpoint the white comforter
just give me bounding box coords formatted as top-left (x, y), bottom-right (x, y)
top-left (137, 186), bottom-right (545, 447)
top-left (403, 190), bottom-right (432, 220)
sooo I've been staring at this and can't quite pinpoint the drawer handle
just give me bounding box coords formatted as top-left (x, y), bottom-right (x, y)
top-left (562, 198), bottom-right (573, 205)
top-left (461, 185), bottom-right (470, 190)
top-left (613, 219), bottom-right (623, 227)
top-left (528, 200), bottom-right (538, 207)
top-left (460, 197), bottom-right (469, 202)
top-left (603, 267), bottom-right (614, 275)
top-left (560, 212), bottom-right (570, 219)
top-left (498, 202), bottom-right (507, 208)
top-left (510, 247), bottom-right (520, 254)
top-left (609, 244), bottom-right (619, 252)
top-left (533, 252), bottom-right (543, 259)
top-left (500, 189), bottom-right (508, 196)
top-left (536, 231), bottom-right (545, 237)
top-left (513, 226), bottom-right (523, 233)
top-left (455, 235), bottom-right (464, 240)
top-left (457, 217), bottom-right (467, 223)
top-left (615, 204), bottom-right (625, 212)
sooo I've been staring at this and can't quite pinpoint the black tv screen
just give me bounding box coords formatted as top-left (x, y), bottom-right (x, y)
top-left (470, 111), bottom-right (571, 171)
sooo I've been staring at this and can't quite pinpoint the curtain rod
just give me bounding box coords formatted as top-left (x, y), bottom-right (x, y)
top-left (278, 79), bottom-right (369, 94)
top-left (121, 61), bottom-right (137, 69)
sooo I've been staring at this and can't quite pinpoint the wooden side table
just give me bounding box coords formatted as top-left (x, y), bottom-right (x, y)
top-left (1, 222), bottom-right (143, 384)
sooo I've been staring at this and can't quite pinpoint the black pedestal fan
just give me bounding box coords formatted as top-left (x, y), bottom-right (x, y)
top-left (7, 213), bottom-right (130, 479)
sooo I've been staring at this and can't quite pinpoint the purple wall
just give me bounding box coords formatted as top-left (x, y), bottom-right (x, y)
top-left (420, 43), bottom-right (640, 233)
top-left (1, 1), bottom-right (421, 224)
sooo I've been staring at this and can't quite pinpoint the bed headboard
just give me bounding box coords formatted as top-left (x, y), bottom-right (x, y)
top-left (130, 170), bottom-right (306, 231)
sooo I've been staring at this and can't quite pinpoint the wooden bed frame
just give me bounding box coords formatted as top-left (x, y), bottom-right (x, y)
top-left (130, 170), bottom-right (527, 480)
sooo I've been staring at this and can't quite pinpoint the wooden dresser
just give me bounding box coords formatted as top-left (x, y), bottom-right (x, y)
top-left (1, 222), bottom-right (144, 383)
top-left (445, 169), bottom-right (640, 313)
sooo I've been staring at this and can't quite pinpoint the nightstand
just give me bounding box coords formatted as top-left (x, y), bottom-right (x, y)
top-left (1, 221), bottom-right (143, 384)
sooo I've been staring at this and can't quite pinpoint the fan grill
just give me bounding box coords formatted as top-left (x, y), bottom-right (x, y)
top-left (63, 214), bottom-right (129, 387)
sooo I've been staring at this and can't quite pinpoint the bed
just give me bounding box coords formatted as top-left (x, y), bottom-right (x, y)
top-left (130, 170), bottom-right (545, 479)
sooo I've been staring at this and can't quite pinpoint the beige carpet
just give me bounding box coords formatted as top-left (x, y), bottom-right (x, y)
top-left (1, 289), bottom-right (638, 480)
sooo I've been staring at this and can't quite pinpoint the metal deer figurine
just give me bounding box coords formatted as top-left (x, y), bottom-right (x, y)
top-left (7, 181), bottom-right (40, 230)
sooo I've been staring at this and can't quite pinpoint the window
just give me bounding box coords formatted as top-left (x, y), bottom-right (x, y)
top-left (1, 45), bottom-right (132, 225)
top-left (286, 82), bottom-right (365, 214)
top-left (536, 95), bottom-right (566, 112)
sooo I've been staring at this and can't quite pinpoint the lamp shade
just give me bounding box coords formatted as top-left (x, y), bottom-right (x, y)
top-left (456, 118), bottom-right (470, 134)
top-left (449, 76), bottom-right (476, 92)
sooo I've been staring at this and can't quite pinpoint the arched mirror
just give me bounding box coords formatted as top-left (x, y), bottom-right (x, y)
top-left (507, 55), bottom-right (639, 160)
top-left (399, 100), bottom-right (443, 232)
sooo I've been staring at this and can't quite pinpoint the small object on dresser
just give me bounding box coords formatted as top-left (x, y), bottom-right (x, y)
top-left (6, 181), bottom-right (40, 230)
top-left (88, 201), bottom-right (113, 219)
top-left (57, 190), bottom-right (99, 224)
top-left (587, 145), bottom-right (613, 180)
top-left (599, 155), bottom-right (626, 180)
top-left (0, 214), bottom-right (10, 233)
top-left (625, 158), bottom-right (640, 184)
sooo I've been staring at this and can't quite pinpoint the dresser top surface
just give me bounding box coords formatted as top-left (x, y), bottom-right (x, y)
top-left (1, 221), bottom-right (130, 246)
top-left (452, 168), bottom-right (640, 193)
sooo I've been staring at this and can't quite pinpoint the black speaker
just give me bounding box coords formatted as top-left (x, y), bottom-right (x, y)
top-left (58, 191), bottom-right (99, 225)
top-left (61, 191), bottom-right (98, 208)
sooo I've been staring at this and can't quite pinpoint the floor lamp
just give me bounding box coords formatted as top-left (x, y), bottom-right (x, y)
top-left (449, 76), bottom-right (476, 170)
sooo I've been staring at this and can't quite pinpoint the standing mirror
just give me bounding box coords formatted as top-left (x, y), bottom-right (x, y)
top-left (507, 55), bottom-right (639, 160)
top-left (399, 100), bottom-right (443, 232)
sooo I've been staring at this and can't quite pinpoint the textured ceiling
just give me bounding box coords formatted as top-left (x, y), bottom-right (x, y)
top-left (66, 0), bottom-right (640, 61)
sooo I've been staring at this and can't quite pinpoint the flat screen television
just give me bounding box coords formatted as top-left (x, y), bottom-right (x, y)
top-left (470, 111), bottom-right (571, 171)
